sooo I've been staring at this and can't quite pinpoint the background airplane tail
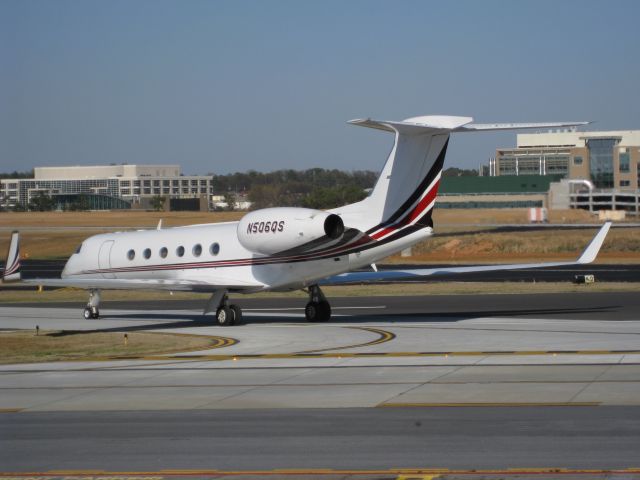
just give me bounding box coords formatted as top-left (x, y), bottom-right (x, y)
top-left (2, 231), bottom-right (21, 283)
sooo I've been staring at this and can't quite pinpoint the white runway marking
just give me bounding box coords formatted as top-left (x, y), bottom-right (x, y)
top-left (243, 306), bottom-right (386, 311)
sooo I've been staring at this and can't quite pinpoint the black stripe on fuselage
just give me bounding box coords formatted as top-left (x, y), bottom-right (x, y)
top-left (271, 228), bottom-right (365, 258)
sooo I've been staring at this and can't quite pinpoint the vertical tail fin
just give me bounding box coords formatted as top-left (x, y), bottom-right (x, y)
top-left (343, 116), bottom-right (590, 241)
top-left (2, 231), bottom-right (21, 283)
top-left (347, 116), bottom-right (471, 240)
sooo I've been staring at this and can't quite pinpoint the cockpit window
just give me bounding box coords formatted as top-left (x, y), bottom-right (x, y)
top-left (74, 244), bottom-right (83, 254)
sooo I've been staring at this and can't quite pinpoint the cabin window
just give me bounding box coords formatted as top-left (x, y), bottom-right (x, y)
top-left (127, 249), bottom-right (135, 260)
top-left (143, 248), bottom-right (151, 259)
top-left (159, 247), bottom-right (168, 258)
top-left (210, 243), bottom-right (220, 256)
top-left (176, 246), bottom-right (185, 257)
top-left (192, 244), bottom-right (202, 257)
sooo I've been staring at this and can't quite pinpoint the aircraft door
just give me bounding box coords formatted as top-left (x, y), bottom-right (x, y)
top-left (98, 240), bottom-right (116, 279)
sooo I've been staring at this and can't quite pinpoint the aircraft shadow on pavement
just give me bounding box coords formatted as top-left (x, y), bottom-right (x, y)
top-left (80, 303), bottom-right (621, 333)
top-left (52, 315), bottom-right (214, 335)
top-left (327, 305), bottom-right (619, 323)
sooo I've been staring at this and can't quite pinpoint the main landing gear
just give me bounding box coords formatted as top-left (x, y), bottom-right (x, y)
top-left (305, 284), bottom-right (331, 322)
top-left (205, 291), bottom-right (242, 326)
top-left (215, 302), bottom-right (242, 327)
top-left (83, 289), bottom-right (101, 319)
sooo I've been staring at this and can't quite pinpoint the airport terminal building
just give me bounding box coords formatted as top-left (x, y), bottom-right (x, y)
top-left (491, 129), bottom-right (640, 190)
top-left (484, 129), bottom-right (640, 214)
top-left (0, 165), bottom-right (215, 210)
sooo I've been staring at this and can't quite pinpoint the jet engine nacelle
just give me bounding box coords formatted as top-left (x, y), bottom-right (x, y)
top-left (237, 207), bottom-right (345, 255)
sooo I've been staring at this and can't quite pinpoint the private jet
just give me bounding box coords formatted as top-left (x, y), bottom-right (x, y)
top-left (2, 115), bottom-right (611, 325)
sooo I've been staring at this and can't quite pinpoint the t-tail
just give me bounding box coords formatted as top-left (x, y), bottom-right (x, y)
top-left (337, 115), bottom-right (590, 237)
top-left (2, 231), bottom-right (21, 283)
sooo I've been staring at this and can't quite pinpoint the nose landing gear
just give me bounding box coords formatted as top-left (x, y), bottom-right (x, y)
top-left (83, 289), bottom-right (101, 319)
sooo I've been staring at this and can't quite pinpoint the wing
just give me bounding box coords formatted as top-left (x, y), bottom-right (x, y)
top-left (22, 278), bottom-right (262, 293)
top-left (321, 222), bottom-right (611, 285)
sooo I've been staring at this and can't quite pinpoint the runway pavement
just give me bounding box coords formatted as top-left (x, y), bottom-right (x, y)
top-left (2, 407), bottom-right (640, 473)
top-left (2, 292), bottom-right (640, 475)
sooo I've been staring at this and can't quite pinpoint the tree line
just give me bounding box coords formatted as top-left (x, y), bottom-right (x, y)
top-left (221, 167), bottom-right (478, 210)
top-left (214, 168), bottom-right (379, 210)
top-left (0, 170), bottom-right (34, 179)
top-left (0, 167), bottom-right (478, 212)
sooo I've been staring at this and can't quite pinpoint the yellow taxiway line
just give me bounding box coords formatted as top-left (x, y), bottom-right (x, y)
top-left (378, 401), bottom-right (602, 408)
top-left (143, 348), bottom-right (640, 362)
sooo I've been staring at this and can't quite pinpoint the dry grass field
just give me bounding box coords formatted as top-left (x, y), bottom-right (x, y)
top-left (0, 329), bottom-right (218, 364)
top-left (390, 227), bottom-right (640, 264)
top-left (432, 207), bottom-right (598, 225)
top-left (0, 208), bottom-right (638, 262)
top-left (0, 211), bottom-right (244, 259)
top-left (0, 210), bottom-right (244, 228)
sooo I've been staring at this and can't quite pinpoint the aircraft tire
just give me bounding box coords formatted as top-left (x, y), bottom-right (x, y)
top-left (305, 301), bottom-right (331, 322)
top-left (83, 307), bottom-right (92, 320)
top-left (230, 304), bottom-right (242, 325)
top-left (304, 302), bottom-right (317, 322)
top-left (216, 306), bottom-right (233, 326)
top-left (318, 300), bottom-right (331, 322)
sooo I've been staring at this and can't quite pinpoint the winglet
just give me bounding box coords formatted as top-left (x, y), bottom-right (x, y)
top-left (577, 222), bottom-right (611, 264)
top-left (2, 231), bottom-right (21, 283)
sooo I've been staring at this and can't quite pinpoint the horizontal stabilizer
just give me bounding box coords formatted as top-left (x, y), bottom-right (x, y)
top-left (349, 116), bottom-right (590, 134)
top-left (455, 121), bottom-right (591, 132)
top-left (349, 116), bottom-right (474, 134)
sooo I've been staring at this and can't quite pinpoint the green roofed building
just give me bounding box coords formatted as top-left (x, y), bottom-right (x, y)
top-left (436, 174), bottom-right (562, 209)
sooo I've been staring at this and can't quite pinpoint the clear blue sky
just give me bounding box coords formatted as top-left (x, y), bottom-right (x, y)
top-left (1, 0), bottom-right (639, 175)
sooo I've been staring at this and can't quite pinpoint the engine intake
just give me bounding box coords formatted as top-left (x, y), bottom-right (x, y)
top-left (323, 213), bottom-right (344, 239)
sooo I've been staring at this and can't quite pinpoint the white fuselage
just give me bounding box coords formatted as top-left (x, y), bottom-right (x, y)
top-left (62, 220), bottom-right (433, 292)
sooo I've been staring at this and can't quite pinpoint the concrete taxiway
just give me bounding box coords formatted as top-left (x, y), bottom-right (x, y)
top-left (1, 292), bottom-right (640, 474)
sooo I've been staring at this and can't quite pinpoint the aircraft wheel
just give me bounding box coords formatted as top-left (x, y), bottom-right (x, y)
top-left (92, 308), bottom-right (100, 319)
top-left (305, 301), bottom-right (331, 322)
top-left (83, 307), bottom-right (93, 320)
top-left (318, 300), bottom-right (331, 322)
top-left (230, 304), bottom-right (242, 325)
top-left (216, 306), bottom-right (233, 326)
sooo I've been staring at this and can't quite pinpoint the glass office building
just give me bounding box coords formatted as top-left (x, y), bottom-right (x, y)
top-left (493, 130), bottom-right (640, 192)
